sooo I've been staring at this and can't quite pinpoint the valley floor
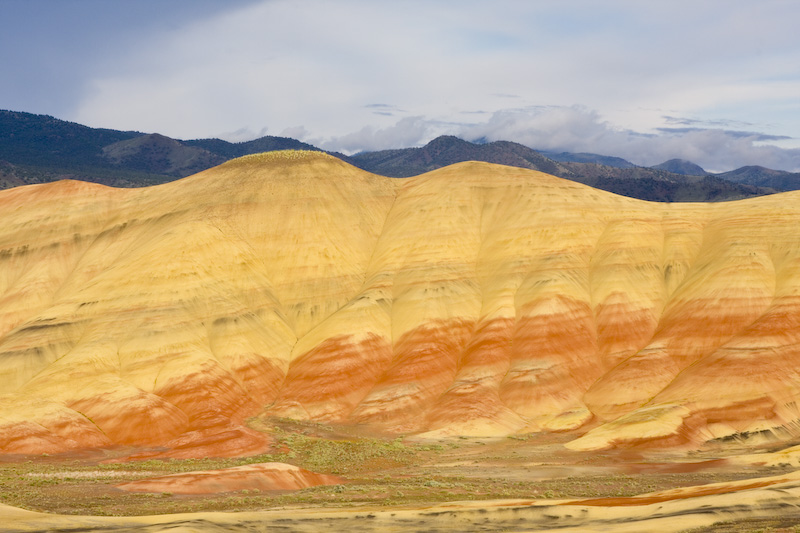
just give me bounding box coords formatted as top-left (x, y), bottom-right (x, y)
top-left (2, 420), bottom-right (800, 532)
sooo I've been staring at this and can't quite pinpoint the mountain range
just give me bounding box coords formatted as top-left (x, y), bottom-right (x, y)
top-left (1, 109), bottom-right (799, 201)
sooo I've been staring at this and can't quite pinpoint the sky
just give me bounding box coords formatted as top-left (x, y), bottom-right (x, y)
top-left (2, 0), bottom-right (800, 172)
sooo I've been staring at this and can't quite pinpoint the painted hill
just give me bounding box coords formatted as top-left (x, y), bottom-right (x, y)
top-left (1, 151), bottom-right (800, 456)
top-left (116, 462), bottom-right (344, 494)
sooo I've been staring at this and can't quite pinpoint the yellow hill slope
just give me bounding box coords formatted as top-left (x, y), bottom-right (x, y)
top-left (1, 150), bottom-right (799, 455)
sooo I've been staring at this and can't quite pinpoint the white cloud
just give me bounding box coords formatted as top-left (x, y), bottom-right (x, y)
top-left (319, 116), bottom-right (447, 154)
top-left (59, 0), bottom-right (800, 170)
top-left (280, 125), bottom-right (310, 140)
top-left (217, 126), bottom-right (269, 143)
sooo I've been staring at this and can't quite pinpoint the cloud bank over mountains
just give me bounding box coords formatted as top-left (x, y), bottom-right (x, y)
top-left (4, 0), bottom-right (800, 171)
top-left (317, 107), bottom-right (800, 173)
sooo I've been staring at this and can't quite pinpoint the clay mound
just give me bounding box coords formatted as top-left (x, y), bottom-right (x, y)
top-left (2, 149), bottom-right (800, 454)
top-left (116, 462), bottom-right (344, 494)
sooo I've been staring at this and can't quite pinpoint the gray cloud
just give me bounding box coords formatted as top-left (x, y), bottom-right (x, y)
top-left (662, 116), bottom-right (756, 129)
top-left (1, 0), bottom-right (260, 120)
top-left (656, 127), bottom-right (792, 143)
top-left (364, 104), bottom-right (406, 117)
top-left (5, 0), bottom-right (800, 171)
top-left (57, 1), bottom-right (799, 143)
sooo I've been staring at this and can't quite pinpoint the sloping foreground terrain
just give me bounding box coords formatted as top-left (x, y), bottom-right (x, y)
top-left (5, 468), bottom-right (800, 532)
top-left (2, 151), bottom-right (800, 458)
